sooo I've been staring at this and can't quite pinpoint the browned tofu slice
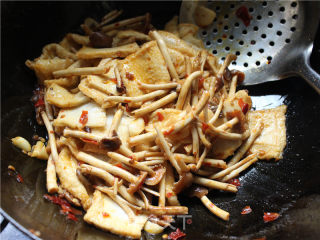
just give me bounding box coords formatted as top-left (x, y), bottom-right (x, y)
top-left (55, 147), bottom-right (91, 209)
top-left (119, 41), bottom-right (171, 98)
top-left (247, 105), bottom-right (287, 160)
top-left (84, 190), bottom-right (148, 239)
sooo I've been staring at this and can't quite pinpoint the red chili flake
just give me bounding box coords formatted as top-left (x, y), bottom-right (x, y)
top-left (202, 122), bottom-right (209, 133)
top-left (80, 138), bottom-right (98, 145)
top-left (238, 98), bottom-right (249, 114)
top-left (60, 114), bottom-right (66, 119)
top-left (16, 174), bottom-right (24, 183)
top-left (203, 162), bottom-right (211, 167)
top-left (241, 206), bottom-right (252, 215)
top-left (79, 110), bottom-right (88, 125)
top-left (166, 192), bottom-right (174, 198)
top-left (49, 131), bottom-right (54, 134)
top-left (236, 6), bottom-right (253, 27)
top-left (114, 163), bottom-right (126, 170)
top-left (198, 77), bottom-right (205, 89)
top-left (157, 112), bottom-right (164, 121)
top-left (163, 128), bottom-right (174, 136)
top-left (44, 194), bottom-right (82, 221)
top-left (169, 228), bottom-right (186, 240)
top-left (222, 34), bottom-right (227, 39)
top-left (124, 99), bottom-right (131, 103)
top-left (8, 166), bottom-right (24, 184)
top-left (102, 212), bottom-right (110, 218)
top-left (228, 178), bottom-right (241, 187)
top-left (126, 72), bottom-right (134, 80)
top-left (67, 213), bottom-right (78, 222)
top-left (110, 78), bottom-right (117, 84)
top-left (34, 98), bottom-right (45, 107)
top-left (125, 103), bottom-right (131, 112)
top-left (142, 116), bottom-right (149, 124)
top-left (78, 161), bottom-right (85, 166)
top-left (263, 212), bottom-right (280, 223)
top-left (253, 237), bottom-right (266, 240)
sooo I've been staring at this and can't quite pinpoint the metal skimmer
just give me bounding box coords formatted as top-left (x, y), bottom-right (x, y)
top-left (180, 1), bottom-right (320, 93)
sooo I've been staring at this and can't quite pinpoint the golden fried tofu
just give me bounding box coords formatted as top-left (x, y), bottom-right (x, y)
top-left (46, 83), bottom-right (90, 108)
top-left (26, 57), bottom-right (74, 84)
top-left (247, 105), bottom-right (287, 160)
top-left (120, 41), bottom-right (171, 98)
top-left (146, 108), bottom-right (190, 141)
top-left (79, 78), bottom-right (116, 108)
top-left (158, 31), bottom-right (199, 57)
top-left (56, 147), bottom-right (90, 209)
top-left (84, 190), bottom-right (148, 239)
top-left (53, 102), bottom-right (107, 129)
top-left (211, 139), bottom-right (242, 160)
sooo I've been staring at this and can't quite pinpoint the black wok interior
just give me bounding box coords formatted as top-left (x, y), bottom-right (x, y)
top-left (1, 2), bottom-right (320, 240)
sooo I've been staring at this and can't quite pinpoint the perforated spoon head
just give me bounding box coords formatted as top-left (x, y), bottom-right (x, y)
top-left (180, 1), bottom-right (320, 89)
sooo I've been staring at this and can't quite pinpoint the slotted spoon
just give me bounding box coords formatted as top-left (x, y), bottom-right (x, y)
top-left (180, 1), bottom-right (320, 93)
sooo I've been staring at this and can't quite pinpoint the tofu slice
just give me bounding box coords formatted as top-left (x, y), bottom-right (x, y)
top-left (46, 83), bottom-right (90, 108)
top-left (55, 147), bottom-right (90, 209)
top-left (53, 101), bottom-right (107, 129)
top-left (79, 78), bottom-right (116, 108)
top-left (211, 139), bottom-right (242, 160)
top-left (120, 41), bottom-right (171, 98)
top-left (146, 108), bottom-right (190, 142)
top-left (84, 190), bottom-right (148, 239)
top-left (247, 105), bottom-right (287, 160)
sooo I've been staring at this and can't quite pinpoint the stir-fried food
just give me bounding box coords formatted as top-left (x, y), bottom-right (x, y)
top-left (12, 8), bottom-right (287, 239)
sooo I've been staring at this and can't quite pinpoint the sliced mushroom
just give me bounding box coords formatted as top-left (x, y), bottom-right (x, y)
top-left (173, 172), bottom-right (193, 194)
top-left (144, 165), bottom-right (166, 186)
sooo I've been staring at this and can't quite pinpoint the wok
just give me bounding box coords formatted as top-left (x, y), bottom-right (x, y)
top-left (1, 2), bottom-right (320, 240)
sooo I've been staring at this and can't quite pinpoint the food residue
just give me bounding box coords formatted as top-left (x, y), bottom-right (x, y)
top-left (168, 228), bottom-right (186, 240)
top-left (228, 178), bottom-right (241, 187)
top-left (8, 165), bottom-right (24, 183)
top-left (44, 194), bottom-right (82, 222)
top-left (236, 6), bottom-right (252, 27)
top-left (241, 206), bottom-right (252, 215)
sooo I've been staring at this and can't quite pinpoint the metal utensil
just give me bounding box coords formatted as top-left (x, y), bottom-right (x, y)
top-left (180, 1), bottom-right (320, 93)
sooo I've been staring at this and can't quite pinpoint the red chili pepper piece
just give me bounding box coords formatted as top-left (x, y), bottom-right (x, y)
top-left (241, 206), bottom-right (252, 215)
top-left (263, 212), bottom-right (280, 223)
top-left (166, 192), bottom-right (174, 198)
top-left (102, 212), bottom-right (110, 218)
top-left (169, 228), bottom-right (186, 240)
top-left (163, 128), bottom-right (174, 136)
top-left (67, 213), bottom-right (78, 222)
top-left (43, 194), bottom-right (82, 221)
top-left (142, 116), bottom-right (149, 124)
top-left (238, 98), bottom-right (249, 114)
top-left (202, 122), bottom-right (209, 133)
top-left (236, 6), bottom-right (252, 27)
top-left (126, 72), bottom-right (134, 80)
top-left (228, 178), bottom-right (241, 187)
top-left (80, 138), bottom-right (98, 145)
top-left (79, 110), bottom-right (88, 125)
top-left (198, 77), bottom-right (205, 89)
top-left (114, 163), bottom-right (126, 170)
top-left (110, 78), bottom-right (117, 84)
top-left (157, 112), bottom-right (164, 121)
top-left (16, 174), bottom-right (24, 183)
top-left (34, 98), bottom-right (44, 107)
